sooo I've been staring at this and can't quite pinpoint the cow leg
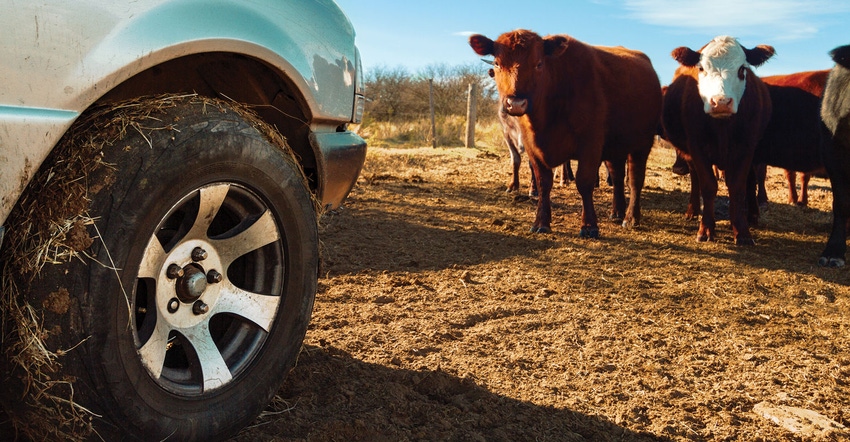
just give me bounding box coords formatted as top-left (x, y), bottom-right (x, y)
top-left (575, 161), bottom-right (600, 238)
top-left (820, 132), bottom-right (850, 266)
top-left (746, 166), bottom-right (760, 228)
top-left (624, 148), bottom-right (650, 228)
top-left (691, 160), bottom-right (718, 242)
top-left (527, 159), bottom-right (538, 197)
top-left (755, 163), bottom-right (769, 211)
top-left (506, 139), bottom-right (522, 193)
top-left (798, 172), bottom-right (810, 206)
top-left (672, 152), bottom-right (689, 175)
top-left (725, 162), bottom-right (756, 245)
top-left (529, 158), bottom-right (553, 233)
top-left (556, 162), bottom-right (569, 187)
top-left (608, 159), bottom-right (627, 224)
top-left (784, 169), bottom-right (799, 205)
top-left (685, 160), bottom-right (701, 220)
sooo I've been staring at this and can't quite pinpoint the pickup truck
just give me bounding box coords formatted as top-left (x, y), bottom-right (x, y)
top-left (0, 1), bottom-right (366, 440)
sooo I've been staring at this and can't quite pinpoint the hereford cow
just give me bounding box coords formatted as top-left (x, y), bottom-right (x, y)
top-left (818, 44), bottom-right (850, 267)
top-left (662, 36), bottom-right (774, 245)
top-left (470, 30), bottom-right (661, 237)
top-left (754, 70), bottom-right (830, 209)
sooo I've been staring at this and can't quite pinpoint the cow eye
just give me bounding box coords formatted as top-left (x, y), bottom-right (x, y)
top-left (698, 65), bottom-right (705, 73)
top-left (738, 66), bottom-right (747, 80)
top-left (536, 61), bottom-right (544, 70)
top-left (493, 61), bottom-right (501, 70)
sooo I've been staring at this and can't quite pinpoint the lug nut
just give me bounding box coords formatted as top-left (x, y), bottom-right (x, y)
top-left (166, 264), bottom-right (184, 279)
top-left (191, 247), bottom-right (208, 262)
top-left (207, 269), bottom-right (223, 284)
top-left (193, 300), bottom-right (209, 315)
top-left (167, 298), bottom-right (180, 313)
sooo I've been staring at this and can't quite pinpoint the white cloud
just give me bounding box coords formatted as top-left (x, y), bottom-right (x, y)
top-left (623, 0), bottom-right (850, 41)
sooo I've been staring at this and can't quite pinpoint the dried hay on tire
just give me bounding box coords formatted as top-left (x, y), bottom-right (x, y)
top-left (0, 93), bottom-right (302, 441)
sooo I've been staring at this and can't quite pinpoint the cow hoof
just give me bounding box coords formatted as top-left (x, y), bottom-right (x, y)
top-left (735, 237), bottom-right (756, 246)
top-left (697, 234), bottom-right (711, 242)
top-left (818, 256), bottom-right (846, 268)
top-left (621, 218), bottom-right (638, 229)
top-left (579, 226), bottom-right (599, 239)
top-left (530, 226), bottom-right (551, 234)
top-left (610, 214), bottom-right (624, 224)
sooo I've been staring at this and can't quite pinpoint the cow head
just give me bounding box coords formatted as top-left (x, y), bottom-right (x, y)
top-left (672, 36), bottom-right (774, 118)
top-left (831, 44), bottom-right (850, 69)
top-left (469, 30), bottom-right (568, 116)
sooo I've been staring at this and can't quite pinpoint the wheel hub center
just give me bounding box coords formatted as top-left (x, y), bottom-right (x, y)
top-left (176, 264), bottom-right (207, 303)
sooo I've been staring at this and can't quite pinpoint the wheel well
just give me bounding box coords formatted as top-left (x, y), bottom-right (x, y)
top-left (97, 53), bottom-right (318, 191)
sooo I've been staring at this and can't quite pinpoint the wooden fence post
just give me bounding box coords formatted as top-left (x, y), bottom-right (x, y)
top-left (465, 83), bottom-right (477, 148)
top-left (429, 79), bottom-right (437, 148)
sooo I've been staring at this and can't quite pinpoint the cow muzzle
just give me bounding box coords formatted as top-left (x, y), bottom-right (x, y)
top-left (504, 96), bottom-right (528, 116)
top-left (708, 96), bottom-right (735, 118)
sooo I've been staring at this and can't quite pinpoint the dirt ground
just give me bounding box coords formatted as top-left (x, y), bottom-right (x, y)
top-left (232, 142), bottom-right (850, 442)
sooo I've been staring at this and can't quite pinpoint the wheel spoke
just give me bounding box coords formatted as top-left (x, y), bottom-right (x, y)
top-left (215, 282), bottom-right (280, 332)
top-left (184, 325), bottom-right (233, 390)
top-left (137, 320), bottom-right (171, 380)
top-left (185, 184), bottom-right (230, 240)
top-left (214, 210), bottom-right (280, 265)
top-left (138, 237), bottom-right (167, 279)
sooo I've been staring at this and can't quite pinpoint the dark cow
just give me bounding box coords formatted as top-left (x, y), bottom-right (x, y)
top-left (754, 70), bottom-right (830, 209)
top-left (662, 36), bottom-right (775, 245)
top-left (470, 29), bottom-right (661, 236)
top-left (818, 44), bottom-right (850, 267)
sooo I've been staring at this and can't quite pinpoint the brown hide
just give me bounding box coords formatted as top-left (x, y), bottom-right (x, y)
top-left (762, 70), bottom-right (829, 97)
top-left (470, 29), bottom-right (661, 236)
top-left (755, 70), bottom-right (830, 207)
top-left (662, 50), bottom-right (773, 245)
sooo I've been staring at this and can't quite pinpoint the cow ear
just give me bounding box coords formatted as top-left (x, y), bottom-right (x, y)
top-left (543, 35), bottom-right (569, 57)
top-left (830, 44), bottom-right (850, 69)
top-left (744, 45), bottom-right (775, 67)
top-left (671, 47), bottom-right (701, 67)
top-left (469, 34), bottom-right (495, 56)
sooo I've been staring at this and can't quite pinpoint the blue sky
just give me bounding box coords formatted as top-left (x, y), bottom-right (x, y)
top-left (335, 0), bottom-right (850, 82)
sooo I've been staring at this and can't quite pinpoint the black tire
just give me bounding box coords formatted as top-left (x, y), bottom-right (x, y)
top-left (30, 97), bottom-right (318, 440)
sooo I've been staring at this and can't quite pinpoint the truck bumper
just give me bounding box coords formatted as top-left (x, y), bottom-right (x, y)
top-left (310, 131), bottom-right (367, 210)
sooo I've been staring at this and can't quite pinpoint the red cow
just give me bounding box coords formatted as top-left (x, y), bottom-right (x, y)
top-left (755, 70), bottom-right (830, 209)
top-left (819, 44), bottom-right (850, 267)
top-left (662, 36), bottom-right (774, 245)
top-left (470, 29), bottom-right (661, 237)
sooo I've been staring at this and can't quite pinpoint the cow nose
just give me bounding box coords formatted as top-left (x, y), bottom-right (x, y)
top-left (505, 97), bottom-right (528, 116)
top-left (709, 96), bottom-right (734, 115)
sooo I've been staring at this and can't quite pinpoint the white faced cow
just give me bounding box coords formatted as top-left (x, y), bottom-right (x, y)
top-left (662, 36), bottom-right (775, 245)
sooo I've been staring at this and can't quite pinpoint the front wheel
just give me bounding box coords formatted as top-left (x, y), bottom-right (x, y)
top-left (23, 96), bottom-right (319, 440)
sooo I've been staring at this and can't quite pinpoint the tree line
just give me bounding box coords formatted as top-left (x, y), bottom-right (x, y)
top-left (363, 63), bottom-right (500, 122)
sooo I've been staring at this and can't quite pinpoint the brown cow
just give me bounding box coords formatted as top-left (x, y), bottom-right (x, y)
top-left (662, 36), bottom-right (774, 245)
top-left (755, 70), bottom-right (830, 209)
top-left (470, 29), bottom-right (661, 237)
